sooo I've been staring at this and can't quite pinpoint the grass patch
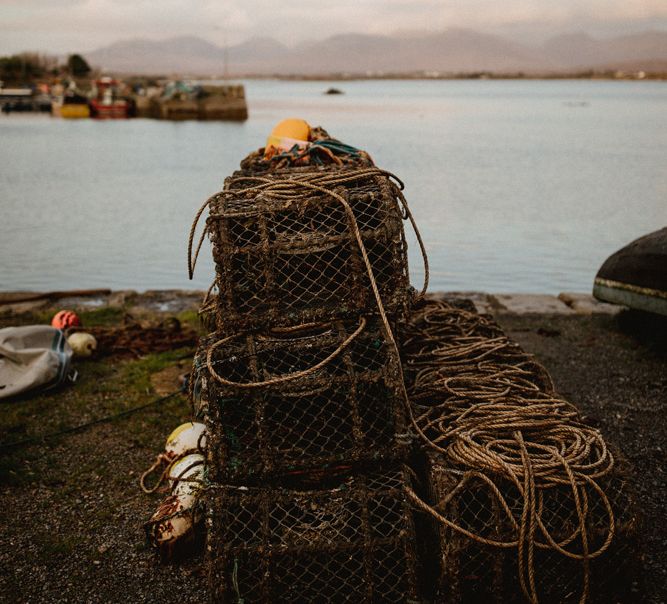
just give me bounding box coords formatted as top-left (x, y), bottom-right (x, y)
top-left (176, 309), bottom-right (201, 329)
top-left (77, 307), bottom-right (125, 327)
top-left (0, 347), bottom-right (193, 486)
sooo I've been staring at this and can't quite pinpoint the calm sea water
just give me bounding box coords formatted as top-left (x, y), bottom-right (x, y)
top-left (1, 79), bottom-right (665, 294)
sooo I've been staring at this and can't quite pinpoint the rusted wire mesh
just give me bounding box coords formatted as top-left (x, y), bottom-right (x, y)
top-left (188, 166), bottom-right (425, 333)
top-left (400, 298), bottom-right (640, 604)
top-left (191, 317), bottom-right (410, 483)
top-left (415, 454), bottom-right (639, 604)
top-left (205, 466), bottom-right (421, 603)
top-left (197, 288), bottom-right (218, 334)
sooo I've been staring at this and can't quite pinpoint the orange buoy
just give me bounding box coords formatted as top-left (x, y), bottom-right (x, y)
top-left (51, 310), bottom-right (81, 330)
top-left (265, 118), bottom-right (311, 156)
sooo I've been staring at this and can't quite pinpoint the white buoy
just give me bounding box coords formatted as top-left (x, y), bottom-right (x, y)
top-left (67, 332), bottom-right (97, 357)
top-left (167, 453), bottom-right (205, 487)
top-left (165, 422), bottom-right (207, 457)
top-left (146, 455), bottom-right (205, 560)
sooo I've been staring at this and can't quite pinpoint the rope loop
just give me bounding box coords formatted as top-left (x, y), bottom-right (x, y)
top-left (206, 316), bottom-right (366, 389)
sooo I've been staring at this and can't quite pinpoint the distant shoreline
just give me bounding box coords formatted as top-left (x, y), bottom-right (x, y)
top-left (106, 71), bottom-right (667, 82)
top-left (257, 70), bottom-right (666, 82)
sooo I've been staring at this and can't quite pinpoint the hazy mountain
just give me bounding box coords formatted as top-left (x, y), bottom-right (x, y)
top-left (88, 35), bottom-right (225, 73)
top-left (272, 29), bottom-right (552, 74)
top-left (543, 30), bottom-right (667, 69)
top-left (86, 29), bottom-right (667, 75)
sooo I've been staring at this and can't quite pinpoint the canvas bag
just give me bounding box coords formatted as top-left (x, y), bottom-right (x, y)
top-left (0, 326), bottom-right (74, 400)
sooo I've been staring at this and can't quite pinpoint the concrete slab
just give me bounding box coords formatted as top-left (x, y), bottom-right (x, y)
top-left (493, 293), bottom-right (575, 315)
top-left (558, 292), bottom-right (622, 315)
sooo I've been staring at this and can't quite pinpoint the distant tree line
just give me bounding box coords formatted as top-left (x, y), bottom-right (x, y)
top-left (0, 53), bottom-right (91, 86)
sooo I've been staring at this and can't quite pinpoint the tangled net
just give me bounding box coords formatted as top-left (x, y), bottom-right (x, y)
top-left (400, 299), bottom-right (634, 604)
top-left (69, 317), bottom-right (197, 359)
top-left (239, 126), bottom-right (375, 173)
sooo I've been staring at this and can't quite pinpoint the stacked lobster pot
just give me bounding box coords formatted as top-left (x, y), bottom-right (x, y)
top-left (399, 299), bottom-right (640, 604)
top-left (189, 145), bottom-right (427, 602)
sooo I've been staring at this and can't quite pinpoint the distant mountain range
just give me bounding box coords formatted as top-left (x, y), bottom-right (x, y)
top-left (86, 29), bottom-right (667, 76)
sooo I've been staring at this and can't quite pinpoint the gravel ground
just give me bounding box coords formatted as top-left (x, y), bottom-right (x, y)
top-left (0, 302), bottom-right (664, 603)
top-left (495, 309), bottom-right (667, 604)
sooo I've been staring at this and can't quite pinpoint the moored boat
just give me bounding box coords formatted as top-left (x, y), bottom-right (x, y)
top-left (53, 93), bottom-right (90, 118)
top-left (593, 227), bottom-right (667, 315)
top-left (89, 77), bottom-right (129, 119)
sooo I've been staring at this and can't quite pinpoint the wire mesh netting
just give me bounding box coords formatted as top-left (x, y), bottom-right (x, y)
top-left (416, 454), bottom-right (639, 604)
top-left (190, 167), bottom-right (415, 333)
top-left (206, 466), bottom-right (421, 603)
top-left (400, 298), bottom-right (640, 604)
top-left (191, 317), bottom-right (410, 483)
top-left (197, 298), bottom-right (217, 334)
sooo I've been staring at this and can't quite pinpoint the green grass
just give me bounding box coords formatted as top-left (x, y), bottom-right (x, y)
top-left (0, 348), bottom-right (194, 485)
top-left (1, 305), bottom-right (127, 329)
top-left (0, 298), bottom-right (198, 493)
top-left (77, 307), bottom-right (126, 327)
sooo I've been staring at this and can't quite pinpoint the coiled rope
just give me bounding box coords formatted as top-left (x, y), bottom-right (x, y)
top-left (401, 300), bottom-right (616, 604)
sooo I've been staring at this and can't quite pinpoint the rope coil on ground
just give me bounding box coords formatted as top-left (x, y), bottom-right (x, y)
top-left (400, 300), bottom-right (617, 604)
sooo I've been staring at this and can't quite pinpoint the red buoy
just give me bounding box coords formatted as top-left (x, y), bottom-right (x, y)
top-left (51, 310), bottom-right (81, 330)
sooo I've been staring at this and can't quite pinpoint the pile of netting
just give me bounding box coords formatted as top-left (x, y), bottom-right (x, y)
top-left (70, 317), bottom-right (198, 359)
top-left (400, 299), bottom-right (639, 604)
top-left (239, 126), bottom-right (375, 173)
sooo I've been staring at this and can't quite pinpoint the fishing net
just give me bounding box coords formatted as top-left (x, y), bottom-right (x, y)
top-left (205, 466), bottom-right (421, 603)
top-left (188, 166), bottom-right (427, 333)
top-left (191, 317), bottom-right (410, 483)
top-left (197, 288), bottom-right (218, 334)
top-left (239, 126), bottom-right (375, 174)
top-left (400, 299), bottom-right (640, 603)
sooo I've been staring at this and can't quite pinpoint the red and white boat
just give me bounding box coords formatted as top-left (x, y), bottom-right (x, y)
top-left (89, 77), bottom-right (129, 119)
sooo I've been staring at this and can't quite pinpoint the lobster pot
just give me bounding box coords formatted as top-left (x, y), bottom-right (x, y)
top-left (206, 467), bottom-right (421, 603)
top-left (206, 169), bottom-right (413, 332)
top-left (192, 317), bottom-right (409, 482)
top-left (421, 454), bottom-right (639, 604)
top-left (197, 294), bottom-right (218, 334)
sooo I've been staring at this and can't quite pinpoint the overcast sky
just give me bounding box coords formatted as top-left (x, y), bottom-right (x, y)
top-left (1, 0), bottom-right (666, 55)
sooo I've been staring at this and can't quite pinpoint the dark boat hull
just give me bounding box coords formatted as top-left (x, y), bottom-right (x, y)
top-left (593, 227), bottom-right (667, 316)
